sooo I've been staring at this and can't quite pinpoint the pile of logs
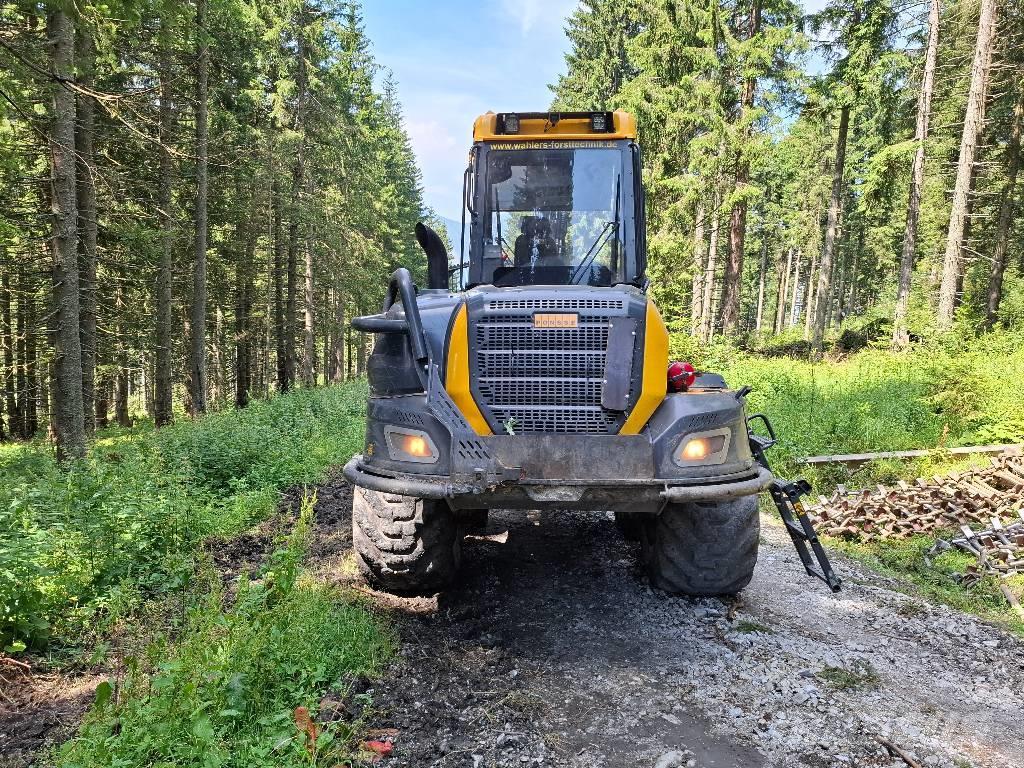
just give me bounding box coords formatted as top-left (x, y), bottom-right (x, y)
top-left (807, 455), bottom-right (1024, 614)
top-left (807, 454), bottom-right (1024, 541)
top-left (940, 516), bottom-right (1024, 581)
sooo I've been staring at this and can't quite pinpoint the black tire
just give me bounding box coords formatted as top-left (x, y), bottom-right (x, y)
top-left (641, 496), bottom-right (759, 596)
top-left (615, 510), bottom-right (644, 541)
top-left (352, 486), bottom-right (461, 592)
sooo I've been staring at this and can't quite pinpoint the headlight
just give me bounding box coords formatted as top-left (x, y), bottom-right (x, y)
top-left (384, 426), bottom-right (439, 464)
top-left (673, 427), bottom-right (731, 467)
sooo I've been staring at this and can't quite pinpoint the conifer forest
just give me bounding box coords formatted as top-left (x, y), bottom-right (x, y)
top-left (2, 1), bottom-right (1024, 766)
top-left (0, 0), bottom-right (426, 461)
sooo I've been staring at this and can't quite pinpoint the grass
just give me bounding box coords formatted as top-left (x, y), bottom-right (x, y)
top-left (733, 619), bottom-right (774, 634)
top-left (672, 328), bottom-right (1024, 487)
top-left (817, 660), bottom-right (881, 691)
top-left (0, 382), bottom-right (396, 767)
top-left (56, 499), bottom-right (394, 768)
top-left (827, 535), bottom-right (1024, 636)
top-left (0, 381), bottom-right (369, 653)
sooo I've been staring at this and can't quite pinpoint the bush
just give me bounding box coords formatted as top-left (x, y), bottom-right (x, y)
top-left (0, 383), bottom-right (368, 652)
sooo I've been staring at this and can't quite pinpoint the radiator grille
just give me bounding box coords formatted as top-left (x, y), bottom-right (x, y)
top-left (473, 301), bottom-right (632, 434)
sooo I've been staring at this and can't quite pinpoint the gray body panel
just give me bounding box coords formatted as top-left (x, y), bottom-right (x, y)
top-left (355, 283), bottom-right (768, 513)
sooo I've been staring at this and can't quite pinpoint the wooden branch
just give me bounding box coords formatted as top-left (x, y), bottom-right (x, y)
top-left (875, 736), bottom-right (924, 768)
top-left (0, 655), bottom-right (32, 672)
top-left (999, 584), bottom-right (1024, 621)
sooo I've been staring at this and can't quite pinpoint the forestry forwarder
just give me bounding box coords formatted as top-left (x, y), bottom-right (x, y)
top-left (344, 110), bottom-right (840, 595)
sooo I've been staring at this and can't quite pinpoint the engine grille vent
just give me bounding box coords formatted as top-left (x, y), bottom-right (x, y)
top-left (472, 302), bottom-right (633, 434)
top-left (486, 298), bottom-right (624, 311)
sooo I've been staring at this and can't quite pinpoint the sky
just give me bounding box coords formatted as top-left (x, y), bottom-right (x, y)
top-left (362, 0), bottom-right (580, 222)
top-left (362, 0), bottom-right (831, 223)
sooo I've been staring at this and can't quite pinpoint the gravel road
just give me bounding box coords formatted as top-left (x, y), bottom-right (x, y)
top-left (311, 480), bottom-right (1024, 768)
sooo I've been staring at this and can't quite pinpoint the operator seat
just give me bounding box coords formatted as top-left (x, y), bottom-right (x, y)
top-left (514, 217), bottom-right (536, 267)
top-left (533, 218), bottom-right (560, 266)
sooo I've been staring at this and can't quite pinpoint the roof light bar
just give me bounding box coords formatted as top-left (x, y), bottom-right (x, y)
top-left (494, 111), bottom-right (617, 135)
top-left (590, 112), bottom-right (611, 132)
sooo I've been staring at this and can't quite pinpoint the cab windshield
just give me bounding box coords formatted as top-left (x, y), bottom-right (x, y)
top-left (477, 146), bottom-right (627, 287)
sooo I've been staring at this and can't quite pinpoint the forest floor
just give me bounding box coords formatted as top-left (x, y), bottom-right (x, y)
top-left (4, 476), bottom-right (1024, 768)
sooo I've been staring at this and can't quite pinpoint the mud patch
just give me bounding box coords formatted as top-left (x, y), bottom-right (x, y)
top-left (0, 666), bottom-right (105, 767)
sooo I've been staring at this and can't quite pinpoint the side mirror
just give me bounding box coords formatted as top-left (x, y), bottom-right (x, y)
top-left (415, 222), bottom-right (449, 290)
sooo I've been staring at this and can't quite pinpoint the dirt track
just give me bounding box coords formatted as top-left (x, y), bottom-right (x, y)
top-left (310, 479), bottom-right (1024, 768)
top-left (4, 478), bottom-right (1023, 768)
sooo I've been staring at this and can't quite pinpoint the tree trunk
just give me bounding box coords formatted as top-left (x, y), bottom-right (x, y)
top-left (834, 245), bottom-right (847, 326)
top-left (302, 239), bottom-right (315, 386)
top-left (323, 289), bottom-right (333, 382)
top-left (356, 323), bottom-right (367, 376)
top-left (720, 0), bottom-right (762, 335)
top-left (985, 91), bottom-right (1023, 327)
top-left (847, 229), bottom-right (861, 315)
top-left (774, 247), bottom-right (792, 334)
top-left (211, 305), bottom-right (225, 405)
top-left (25, 282), bottom-right (39, 438)
top-left (287, 7), bottom-right (309, 388)
top-left (95, 376), bottom-right (109, 429)
top-left (1, 267), bottom-right (17, 439)
top-left (76, 27), bottom-right (98, 434)
top-left (824, 250), bottom-right (838, 329)
top-left (754, 238), bottom-right (768, 333)
top-left (937, 0), bottom-right (998, 329)
top-left (700, 189), bottom-right (721, 342)
top-left (272, 175), bottom-right (289, 392)
top-left (15, 264), bottom-right (27, 438)
top-left (789, 250), bottom-right (802, 328)
top-left (803, 248), bottom-right (817, 340)
top-left (286, 235), bottom-right (298, 388)
top-left (811, 104), bottom-right (850, 353)
top-left (691, 200), bottom-right (706, 338)
top-left (48, 7), bottom-right (85, 462)
top-left (114, 368), bottom-right (130, 427)
top-left (346, 326), bottom-right (354, 379)
top-left (154, 28), bottom-right (175, 426)
top-left (332, 290), bottom-right (345, 383)
top-left (113, 274), bottom-right (130, 427)
top-left (235, 212), bottom-right (256, 408)
top-left (892, 0), bottom-right (940, 349)
top-left (190, 0), bottom-right (209, 414)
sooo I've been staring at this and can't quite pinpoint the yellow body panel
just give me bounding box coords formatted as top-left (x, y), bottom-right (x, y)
top-left (619, 301), bottom-right (669, 435)
top-left (445, 304), bottom-right (492, 435)
top-left (473, 110), bottom-right (637, 142)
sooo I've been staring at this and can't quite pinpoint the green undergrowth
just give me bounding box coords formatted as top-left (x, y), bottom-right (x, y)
top-left (672, 328), bottom-right (1024, 488)
top-left (0, 382), bottom-right (368, 652)
top-left (56, 499), bottom-right (395, 768)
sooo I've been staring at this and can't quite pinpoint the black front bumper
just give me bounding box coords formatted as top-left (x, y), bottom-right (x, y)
top-left (343, 454), bottom-right (773, 511)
